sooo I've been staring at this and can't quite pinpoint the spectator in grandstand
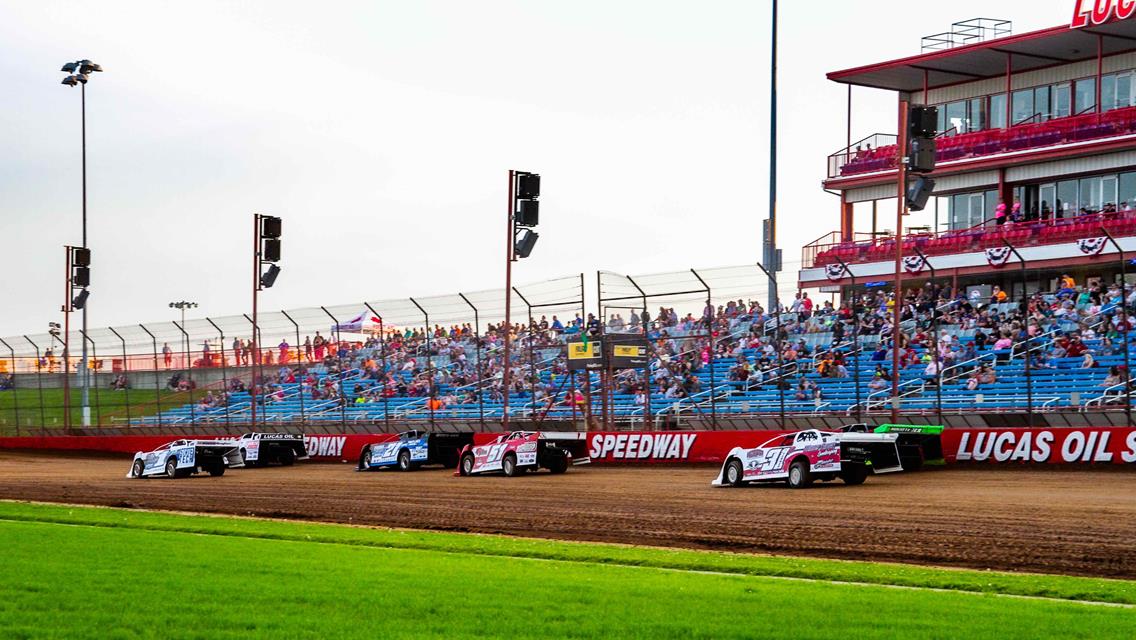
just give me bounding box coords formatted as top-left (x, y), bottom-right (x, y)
top-left (0, 373), bottom-right (13, 391)
top-left (162, 342), bottom-right (173, 368)
top-left (995, 199), bottom-right (1007, 225)
top-left (867, 373), bottom-right (888, 391)
top-left (1102, 366), bottom-right (1125, 388)
top-left (111, 373), bottom-right (128, 391)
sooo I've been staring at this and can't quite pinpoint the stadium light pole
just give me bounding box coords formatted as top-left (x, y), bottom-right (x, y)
top-left (912, 247), bottom-right (943, 425)
top-left (60, 59), bottom-right (102, 427)
top-left (503, 170), bottom-right (515, 431)
top-left (891, 100), bottom-right (910, 423)
top-left (764, 0), bottom-right (780, 313)
top-left (168, 301), bottom-right (198, 366)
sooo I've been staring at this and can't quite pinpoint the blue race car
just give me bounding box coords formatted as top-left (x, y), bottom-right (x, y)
top-left (357, 430), bottom-right (474, 471)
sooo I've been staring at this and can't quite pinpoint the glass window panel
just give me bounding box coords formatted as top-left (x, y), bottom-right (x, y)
top-left (990, 93), bottom-right (1007, 128)
top-left (1103, 74), bottom-right (1117, 112)
top-left (1120, 172), bottom-right (1136, 208)
top-left (949, 195), bottom-right (966, 230)
top-left (1035, 86), bottom-right (1051, 121)
top-left (1039, 184), bottom-right (1056, 219)
top-left (968, 97), bottom-right (987, 131)
top-left (1103, 176), bottom-right (1118, 208)
top-left (1117, 73), bottom-right (1132, 109)
top-left (936, 107), bottom-right (947, 135)
top-left (969, 194), bottom-right (986, 227)
top-left (1076, 78), bottom-right (1097, 114)
top-left (945, 101), bottom-right (967, 134)
top-left (1080, 177), bottom-right (1102, 214)
top-left (1053, 84), bottom-right (1071, 118)
top-left (1012, 89), bottom-right (1034, 125)
top-left (1057, 180), bottom-right (1078, 218)
top-left (985, 190), bottom-right (998, 221)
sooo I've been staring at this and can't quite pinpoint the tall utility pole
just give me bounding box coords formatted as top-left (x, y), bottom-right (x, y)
top-left (61, 59), bottom-right (103, 427)
top-left (765, 0), bottom-right (780, 313)
top-left (501, 170), bottom-right (541, 431)
top-left (891, 101), bottom-right (910, 423)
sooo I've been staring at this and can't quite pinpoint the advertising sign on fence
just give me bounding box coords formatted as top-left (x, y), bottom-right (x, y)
top-left (4, 428), bottom-right (1136, 465)
top-left (942, 428), bottom-right (1136, 464)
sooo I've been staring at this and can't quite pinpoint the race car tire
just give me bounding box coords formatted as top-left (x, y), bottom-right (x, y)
top-left (460, 454), bottom-right (475, 476)
top-left (840, 464), bottom-right (868, 486)
top-left (279, 448), bottom-right (296, 466)
top-left (547, 455), bottom-right (569, 474)
top-left (725, 459), bottom-right (745, 487)
top-left (397, 450), bottom-right (412, 472)
top-left (502, 454), bottom-right (518, 477)
top-left (208, 465), bottom-right (225, 477)
top-left (165, 458), bottom-right (179, 479)
top-left (131, 460), bottom-right (145, 479)
top-left (358, 447), bottom-right (371, 471)
top-left (786, 458), bottom-right (812, 489)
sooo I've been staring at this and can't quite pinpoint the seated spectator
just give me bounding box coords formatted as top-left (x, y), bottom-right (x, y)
top-left (867, 374), bottom-right (888, 391)
top-left (0, 373), bottom-right (13, 391)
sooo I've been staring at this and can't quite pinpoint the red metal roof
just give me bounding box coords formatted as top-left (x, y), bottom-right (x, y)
top-left (829, 19), bottom-right (1136, 92)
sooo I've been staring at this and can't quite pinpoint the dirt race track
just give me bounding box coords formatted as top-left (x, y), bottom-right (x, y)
top-left (2, 451), bottom-right (1134, 579)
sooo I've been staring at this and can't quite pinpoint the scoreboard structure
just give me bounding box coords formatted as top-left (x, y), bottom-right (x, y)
top-left (567, 335), bottom-right (649, 371)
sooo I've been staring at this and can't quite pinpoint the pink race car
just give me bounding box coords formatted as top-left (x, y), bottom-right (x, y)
top-left (712, 428), bottom-right (905, 488)
top-left (457, 431), bottom-right (590, 477)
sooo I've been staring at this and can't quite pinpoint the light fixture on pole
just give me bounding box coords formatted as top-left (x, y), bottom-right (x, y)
top-left (502, 171), bottom-right (540, 431)
top-left (60, 58), bottom-right (103, 428)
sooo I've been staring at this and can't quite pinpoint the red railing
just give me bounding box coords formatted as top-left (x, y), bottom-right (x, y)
top-left (830, 106), bottom-right (1136, 179)
top-left (805, 210), bottom-right (1136, 268)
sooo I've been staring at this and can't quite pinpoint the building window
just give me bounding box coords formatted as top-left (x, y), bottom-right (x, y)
top-left (1053, 83), bottom-right (1072, 119)
top-left (1035, 86), bottom-right (1051, 121)
top-left (945, 100), bottom-right (967, 134)
top-left (1057, 180), bottom-right (1079, 218)
top-left (1012, 89), bottom-right (1035, 125)
top-left (1076, 78), bottom-right (1097, 114)
top-left (968, 97), bottom-right (987, 132)
top-left (990, 93), bottom-right (1007, 129)
top-left (1120, 172), bottom-right (1136, 207)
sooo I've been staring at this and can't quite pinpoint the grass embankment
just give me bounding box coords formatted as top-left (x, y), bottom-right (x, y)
top-left (0, 388), bottom-right (189, 431)
top-left (0, 502), bottom-right (1132, 639)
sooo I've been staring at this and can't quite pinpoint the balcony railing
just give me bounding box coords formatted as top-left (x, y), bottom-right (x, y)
top-left (804, 209), bottom-right (1136, 269)
top-left (828, 106), bottom-right (1136, 179)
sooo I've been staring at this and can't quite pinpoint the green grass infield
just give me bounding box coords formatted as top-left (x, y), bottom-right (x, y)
top-left (0, 501), bottom-right (1132, 639)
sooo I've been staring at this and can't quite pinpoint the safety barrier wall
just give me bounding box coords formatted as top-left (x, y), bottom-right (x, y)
top-left (4, 428), bottom-right (1136, 465)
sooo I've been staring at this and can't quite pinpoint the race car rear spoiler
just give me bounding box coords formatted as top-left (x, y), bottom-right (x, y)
top-left (537, 432), bottom-right (590, 465)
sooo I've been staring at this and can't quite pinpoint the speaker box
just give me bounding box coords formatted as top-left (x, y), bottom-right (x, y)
top-left (262, 238), bottom-right (281, 262)
top-left (906, 176), bottom-right (936, 212)
top-left (516, 173), bottom-right (541, 199)
top-left (909, 106), bottom-right (938, 139)
top-left (515, 200), bottom-right (539, 227)
top-left (261, 216), bottom-right (282, 239)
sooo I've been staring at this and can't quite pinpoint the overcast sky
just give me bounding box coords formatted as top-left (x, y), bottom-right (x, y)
top-left (0, 0), bottom-right (1060, 336)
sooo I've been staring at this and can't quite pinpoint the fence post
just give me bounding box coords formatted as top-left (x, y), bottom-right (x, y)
top-left (1001, 239), bottom-right (1033, 426)
top-left (242, 313), bottom-right (259, 430)
top-left (755, 261), bottom-right (787, 430)
top-left (512, 288), bottom-right (536, 421)
top-left (23, 336), bottom-right (47, 432)
top-left (624, 276), bottom-right (653, 430)
top-left (690, 269), bottom-right (717, 430)
top-left (320, 307), bottom-right (349, 430)
top-left (0, 338), bottom-right (19, 434)
top-left (107, 328), bottom-right (131, 428)
top-left (78, 330), bottom-right (101, 428)
top-left (832, 258), bottom-right (861, 423)
top-left (457, 294), bottom-right (485, 431)
top-left (138, 324), bottom-right (162, 427)
top-left (409, 298), bottom-right (434, 429)
top-left (1100, 227), bottom-right (1132, 428)
top-left (279, 311), bottom-right (305, 429)
top-left (363, 303), bottom-right (390, 432)
top-left (172, 321), bottom-right (195, 425)
top-left (205, 318), bottom-right (232, 430)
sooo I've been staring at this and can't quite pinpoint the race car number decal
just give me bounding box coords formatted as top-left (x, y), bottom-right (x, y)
top-left (747, 447), bottom-right (788, 475)
top-left (484, 444), bottom-right (508, 464)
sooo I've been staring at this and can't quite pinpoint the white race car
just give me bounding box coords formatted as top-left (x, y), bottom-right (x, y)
top-left (236, 433), bottom-right (309, 467)
top-left (712, 428), bottom-right (905, 488)
top-left (128, 439), bottom-right (244, 479)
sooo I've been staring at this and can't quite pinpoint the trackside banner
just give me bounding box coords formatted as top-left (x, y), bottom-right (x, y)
top-left (942, 428), bottom-right (1136, 464)
top-left (4, 428), bottom-right (1135, 465)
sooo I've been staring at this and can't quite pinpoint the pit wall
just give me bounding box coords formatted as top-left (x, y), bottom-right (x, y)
top-left (3, 428), bottom-right (1135, 465)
